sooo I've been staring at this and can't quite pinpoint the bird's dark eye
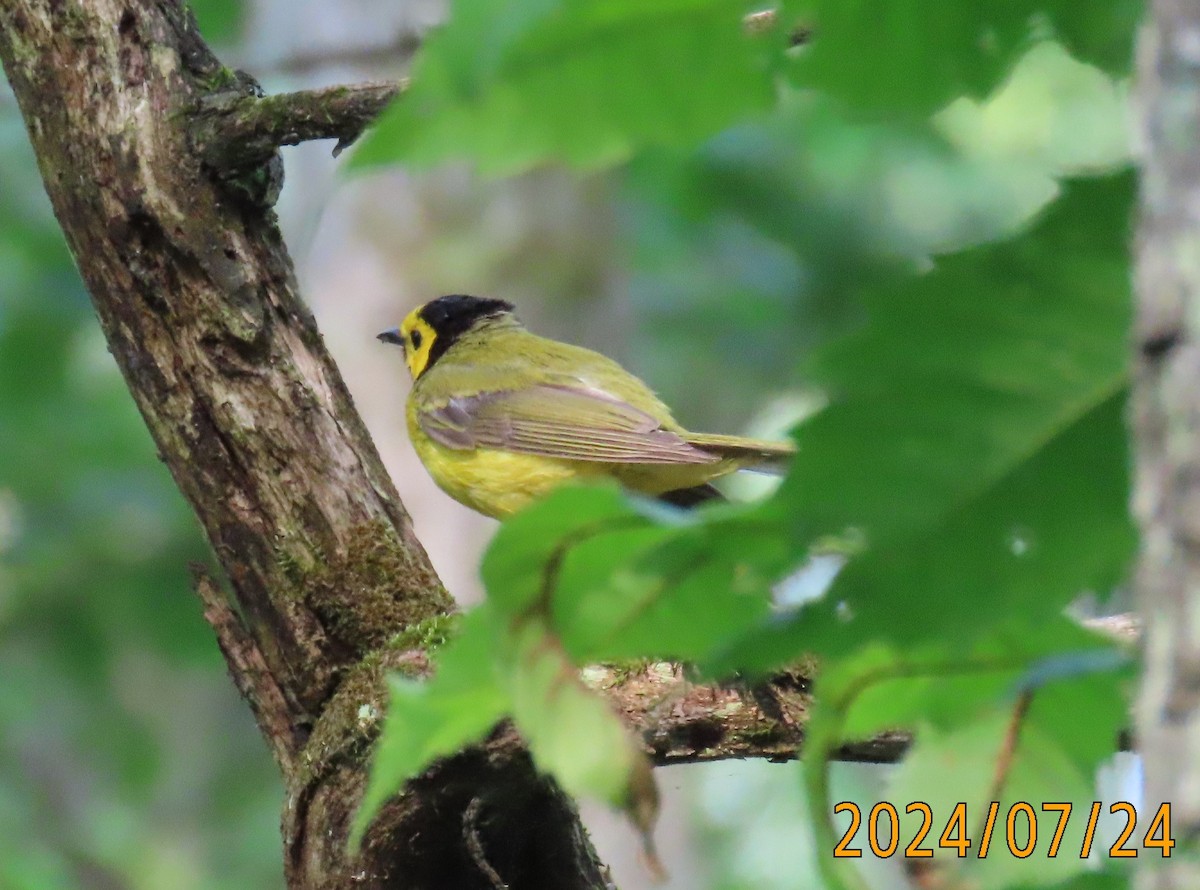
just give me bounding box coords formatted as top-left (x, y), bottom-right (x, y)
top-left (410, 330), bottom-right (423, 349)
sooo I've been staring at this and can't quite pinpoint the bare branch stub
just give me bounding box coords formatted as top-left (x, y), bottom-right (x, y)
top-left (192, 79), bottom-right (404, 172)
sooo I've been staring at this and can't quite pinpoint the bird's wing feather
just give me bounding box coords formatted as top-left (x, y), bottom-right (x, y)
top-left (419, 384), bottom-right (721, 464)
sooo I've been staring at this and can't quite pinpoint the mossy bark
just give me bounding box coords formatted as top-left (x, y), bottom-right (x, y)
top-left (190, 80), bottom-right (403, 168)
top-left (0, 2), bottom-right (607, 887)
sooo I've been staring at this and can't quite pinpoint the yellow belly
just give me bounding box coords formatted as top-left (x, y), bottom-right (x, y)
top-left (409, 425), bottom-right (727, 519)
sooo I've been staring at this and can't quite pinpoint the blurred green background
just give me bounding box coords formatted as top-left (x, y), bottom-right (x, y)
top-left (0, 0), bottom-right (1135, 887)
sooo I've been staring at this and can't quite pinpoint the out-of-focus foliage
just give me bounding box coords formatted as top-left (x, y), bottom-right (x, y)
top-left (720, 174), bottom-right (1132, 665)
top-left (624, 39), bottom-right (1129, 433)
top-left (780, 0), bottom-right (1140, 113)
top-left (358, 1), bottom-right (1140, 887)
top-left (0, 98), bottom-right (280, 887)
top-left (189, 0), bottom-right (244, 44)
top-left (352, 0), bottom-right (780, 174)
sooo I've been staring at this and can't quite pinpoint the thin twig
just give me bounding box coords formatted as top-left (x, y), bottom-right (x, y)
top-left (984, 689), bottom-right (1034, 807)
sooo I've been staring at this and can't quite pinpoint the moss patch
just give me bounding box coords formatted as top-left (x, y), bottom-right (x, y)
top-left (384, 612), bottom-right (460, 656)
top-left (297, 656), bottom-right (388, 788)
top-left (197, 64), bottom-right (244, 94)
top-left (294, 519), bottom-right (454, 657)
top-left (296, 645), bottom-right (431, 789)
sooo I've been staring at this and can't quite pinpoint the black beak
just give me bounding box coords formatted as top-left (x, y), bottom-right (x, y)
top-left (377, 328), bottom-right (404, 346)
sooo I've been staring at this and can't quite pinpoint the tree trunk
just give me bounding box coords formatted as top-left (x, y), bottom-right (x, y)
top-left (0, 1), bottom-right (608, 886)
top-left (1134, 2), bottom-right (1200, 887)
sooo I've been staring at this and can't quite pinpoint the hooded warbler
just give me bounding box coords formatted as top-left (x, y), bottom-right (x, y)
top-left (378, 295), bottom-right (794, 519)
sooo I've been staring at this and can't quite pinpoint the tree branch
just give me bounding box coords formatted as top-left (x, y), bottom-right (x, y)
top-left (593, 662), bottom-right (910, 765)
top-left (192, 79), bottom-right (404, 170)
top-left (607, 610), bottom-right (1137, 768)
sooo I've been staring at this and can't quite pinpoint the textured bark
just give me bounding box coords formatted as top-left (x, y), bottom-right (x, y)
top-left (0, 0), bottom-right (440, 727)
top-left (191, 80), bottom-right (404, 169)
top-left (1134, 3), bottom-right (1200, 888)
top-left (591, 662), bottom-right (910, 765)
top-left (0, 2), bottom-right (607, 887)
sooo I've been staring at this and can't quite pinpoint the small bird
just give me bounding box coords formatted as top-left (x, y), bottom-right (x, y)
top-left (378, 295), bottom-right (795, 519)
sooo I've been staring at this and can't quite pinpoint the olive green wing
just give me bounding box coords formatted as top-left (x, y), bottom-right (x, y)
top-left (418, 384), bottom-right (722, 465)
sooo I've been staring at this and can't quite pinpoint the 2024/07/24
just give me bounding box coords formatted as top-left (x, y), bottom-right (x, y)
top-left (832, 801), bottom-right (1174, 859)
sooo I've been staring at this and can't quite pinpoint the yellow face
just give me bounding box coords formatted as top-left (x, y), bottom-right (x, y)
top-left (398, 306), bottom-right (439, 380)
top-left (386, 295), bottom-right (516, 381)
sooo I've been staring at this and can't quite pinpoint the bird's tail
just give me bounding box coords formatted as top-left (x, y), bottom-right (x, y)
top-left (683, 432), bottom-right (795, 475)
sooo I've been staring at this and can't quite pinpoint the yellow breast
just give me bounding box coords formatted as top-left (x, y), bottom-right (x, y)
top-left (406, 405), bottom-right (600, 518)
top-left (405, 403), bottom-right (729, 519)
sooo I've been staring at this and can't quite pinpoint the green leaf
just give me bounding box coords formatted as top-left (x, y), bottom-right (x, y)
top-left (553, 513), bottom-right (786, 661)
top-left (836, 619), bottom-right (1128, 743)
top-left (1043, 0), bottom-right (1142, 76)
top-left (1019, 655), bottom-right (1133, 781)
top-left (357, 595), bottom-right (657, 847)
top-left (506, 619), bottom-right (655, 826)
top-left (885, 710), bottom-right (1093, 886)
top-left (780, 174), bottom-right (1132, 543)
top-left (188, 0), bottom-right (244, 43)
top-left (351, 0), bottom-right (775, 174)
top-left (796, 623), bottom-right (1129, 888)
top-left (783, 0), bottom-right (1139, 115)
top-left (482, 484), bottom-right (787, 663)
top-left (481, 484), bottom-right (649, 615)
top-left (715, 173), bottom-right (1135, 671)
top-left (1009, 864), bottom-right (1131, 890)
top-left (822, 389), bottom-right (1131, 647)
top-left (353, 608), bottom-right (508, 843)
